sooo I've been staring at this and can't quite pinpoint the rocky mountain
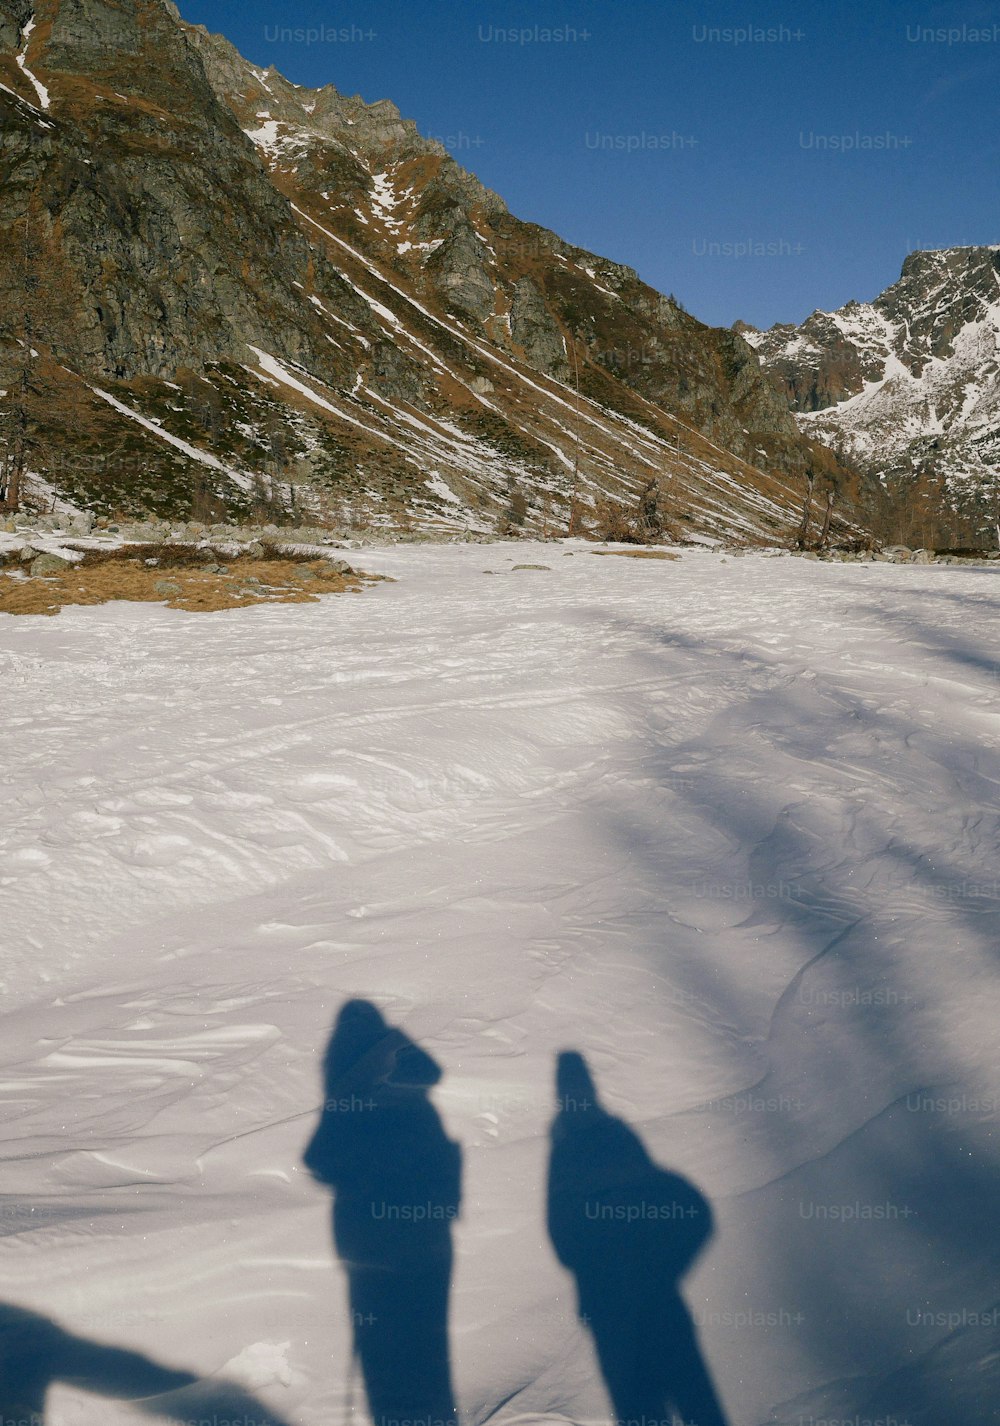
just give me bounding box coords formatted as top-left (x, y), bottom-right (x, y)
top-left (0, 0), bottom-right (852, 539)
top-left (744, 247), bottom-right (1000, 532)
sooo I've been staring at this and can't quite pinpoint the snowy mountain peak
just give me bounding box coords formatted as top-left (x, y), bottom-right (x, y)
top-left (750, 245), bottom-right (1000, 503)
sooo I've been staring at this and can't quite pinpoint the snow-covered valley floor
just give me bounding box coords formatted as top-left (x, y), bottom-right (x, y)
top-left (1, 543), bottom-right (998, 1426)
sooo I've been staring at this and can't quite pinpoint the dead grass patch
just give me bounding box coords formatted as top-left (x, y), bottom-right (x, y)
top-left (0, 544), bottom-right (386, 617)
top-left (591, 549), bottom-right (680, 560)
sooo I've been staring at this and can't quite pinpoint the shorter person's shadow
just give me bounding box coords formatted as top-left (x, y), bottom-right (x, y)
top-left (547, 1052), bottom-right (729, 1426)
top-left (0, 1301), bottom-right (292, 1424)
top-left (303, 1000), bottom-right (461, 1426)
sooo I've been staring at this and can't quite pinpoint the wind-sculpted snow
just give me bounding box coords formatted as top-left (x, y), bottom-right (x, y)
top-left (1, 547), bottom-right (998, 1425)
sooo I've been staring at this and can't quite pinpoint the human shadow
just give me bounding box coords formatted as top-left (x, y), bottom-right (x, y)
top-left (303, 1000), bottom-right (461, 1426)
top-left (546, 1052), bottom-right (729, 1426)
top-left (0, 1301), bottom-right (292, 1424)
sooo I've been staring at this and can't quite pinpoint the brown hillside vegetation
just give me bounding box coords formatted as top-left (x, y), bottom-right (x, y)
top-left (0, 543), bottom-right (385, 616)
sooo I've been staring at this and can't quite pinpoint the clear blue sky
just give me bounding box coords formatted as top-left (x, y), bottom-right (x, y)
top-left (180, 0), bottom-right (999, 331)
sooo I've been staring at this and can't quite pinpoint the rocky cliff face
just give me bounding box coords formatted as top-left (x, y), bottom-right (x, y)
top-left (0, 0), bottom-right (854, 538)
top-left (746, 247), bottom-right (1000, 499)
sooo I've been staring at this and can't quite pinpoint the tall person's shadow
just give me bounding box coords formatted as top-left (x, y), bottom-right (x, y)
top-left (0, 1302), bottom-right (293, 1425)
top-left (546, 1052), bottom-right (729, 1426)
top-left (304, 1000), bottom-right (461, 1426)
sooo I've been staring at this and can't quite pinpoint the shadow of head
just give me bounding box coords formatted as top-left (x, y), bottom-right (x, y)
top-left (322, 999), bottom-right (442, 1095)
top-left (548, 1051), bottom-right (713, 1286)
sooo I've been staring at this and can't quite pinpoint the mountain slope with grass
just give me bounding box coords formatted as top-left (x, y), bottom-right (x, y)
top-left (0, 0), bottom-right (855, 539)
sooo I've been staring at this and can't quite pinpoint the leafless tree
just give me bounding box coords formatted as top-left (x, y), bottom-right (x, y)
top-left (795, 470), bottom-right (815, 549)
top-left (0, 199), bottom-right (84, 513)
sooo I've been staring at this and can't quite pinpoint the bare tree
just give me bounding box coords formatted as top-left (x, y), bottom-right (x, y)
top-left (566, 488), bottom-right (586, 537)
top-left (795, 470), bottom-right (815, 550)
top-left (498, 476), bottom-right (528, 535)
top-left (636, 477), bottom-right (663, 540)
top-left (0, 214), bottom-right (40, 511)
top-left (0, 199), bottom-right (84, 513)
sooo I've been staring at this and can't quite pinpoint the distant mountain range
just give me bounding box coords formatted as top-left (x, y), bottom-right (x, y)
top-left (742, 246), bottom-right (1000, 540)
top-left (0, 0), bottom-right (851, 540)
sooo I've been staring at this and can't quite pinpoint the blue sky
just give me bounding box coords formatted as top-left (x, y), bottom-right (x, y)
top-left (181, 0), bottom-right (1000, 330)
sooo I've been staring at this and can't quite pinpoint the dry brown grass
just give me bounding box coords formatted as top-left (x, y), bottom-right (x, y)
top-left (0, 545), bottom-right (385, 617)
top-left (591, 549), bottom-right (680, 560)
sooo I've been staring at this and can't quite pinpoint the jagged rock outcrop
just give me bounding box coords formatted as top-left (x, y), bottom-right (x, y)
top-left (509, 277), bottom-right (569, 380)
top-left (746, 247), bottom-right (1000, 498)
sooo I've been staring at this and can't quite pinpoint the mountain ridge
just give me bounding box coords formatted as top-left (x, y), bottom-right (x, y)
top-left (0, 0), bottom-right (854, 540)
top-left (746, 245), bottom-right (1000, 540)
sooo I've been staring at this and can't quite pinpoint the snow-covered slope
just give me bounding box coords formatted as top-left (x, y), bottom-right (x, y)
top-left (749, 246), bottom-right (1000, 494)
top-left (2, 547), bottom-right (998, 1426)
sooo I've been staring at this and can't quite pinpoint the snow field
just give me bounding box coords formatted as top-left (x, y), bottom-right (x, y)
top-left (1, 544), bottom-right (998, 1426)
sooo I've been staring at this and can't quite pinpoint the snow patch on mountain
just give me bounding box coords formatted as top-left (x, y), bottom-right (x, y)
top-left (16, 16), bottom-right (50, 109)
top-left (754, 247), bottom-right (1000, 492)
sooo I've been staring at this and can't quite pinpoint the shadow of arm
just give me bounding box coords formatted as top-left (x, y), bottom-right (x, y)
top-left (57, 1337), bottom-right (294, 1426)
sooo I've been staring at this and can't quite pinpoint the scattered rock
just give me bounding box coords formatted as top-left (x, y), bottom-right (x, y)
top-left (30, 553), bottom-right (73, 577)
top-left (511, 563), bottom-right (551, 571)
top-left (153, 579), bottom-right (182, 597)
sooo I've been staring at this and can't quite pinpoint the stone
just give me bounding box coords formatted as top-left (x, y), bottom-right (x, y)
top-left (154, 579), bottom-right (182, 596)
top-left (30, 553), bottom-right (73, 577)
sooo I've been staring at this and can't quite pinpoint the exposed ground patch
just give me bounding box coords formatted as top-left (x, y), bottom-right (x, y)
top-left (591, 548), bottom-right (681, 560)
top-left (0, 543), bottom-right (386, 616)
